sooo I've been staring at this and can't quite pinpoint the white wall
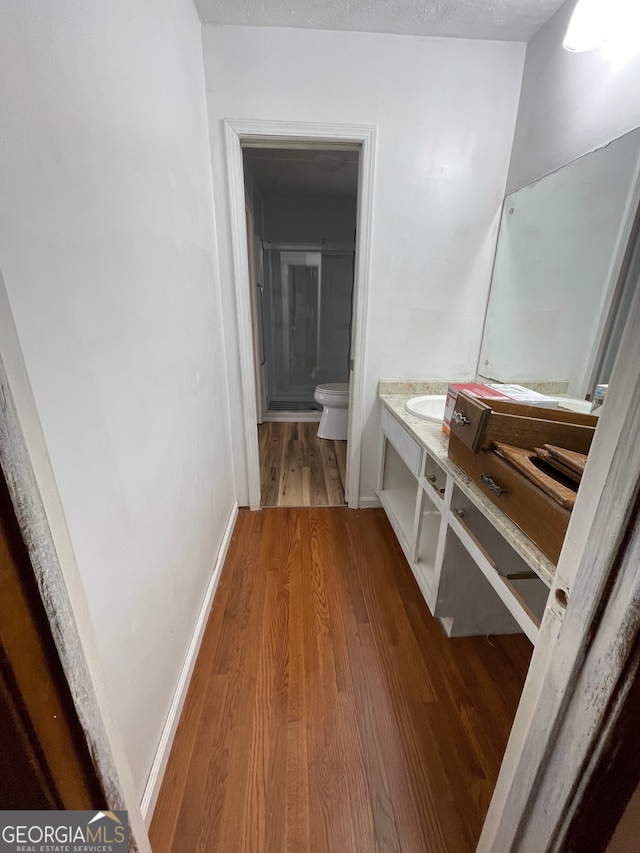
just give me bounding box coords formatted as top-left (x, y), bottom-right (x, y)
top-left (508, 0), bottom-right (640, 192)
top-left (203, 25), bottom-right (525, 502)
top-left (0, 0), bottom-right (234, 798)
top-left (263, 197), bottom-right (357, 243)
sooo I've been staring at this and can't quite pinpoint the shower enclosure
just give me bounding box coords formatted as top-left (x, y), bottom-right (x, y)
top-left (258, 242), bottom-right (354, 414)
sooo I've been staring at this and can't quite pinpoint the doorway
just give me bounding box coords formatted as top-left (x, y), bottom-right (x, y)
top-left (242, 146), bottom-right (358, 507)
top-left (224, 120), bottom-right (376, 511)
top-left (0, 465), bottom-right (104, 809)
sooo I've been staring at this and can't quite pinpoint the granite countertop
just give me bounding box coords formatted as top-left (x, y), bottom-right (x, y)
top-left (378, 384), bottom-right (556, 587)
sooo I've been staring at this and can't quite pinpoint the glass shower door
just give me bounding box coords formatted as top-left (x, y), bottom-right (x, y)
top-left (266, 250), bottom-right (322, 409)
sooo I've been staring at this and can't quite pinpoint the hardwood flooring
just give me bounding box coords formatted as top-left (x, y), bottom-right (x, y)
top-left (258, 422), bottom-right (347, 507)
top-left (150, 508), bottom-right (532, 853)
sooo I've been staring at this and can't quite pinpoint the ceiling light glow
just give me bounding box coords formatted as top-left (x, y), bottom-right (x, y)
top-left (563, 0), bottom-right (615, 52)
top-left (563, 0), bottom-right (639, 54)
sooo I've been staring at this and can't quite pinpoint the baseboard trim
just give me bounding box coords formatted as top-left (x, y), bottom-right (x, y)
top-left (358, 496), bottom-right (381, 509)
top-left (261, 411), bottom-right (321, 423)
top-left (140, 500), bottom-right (239, 825)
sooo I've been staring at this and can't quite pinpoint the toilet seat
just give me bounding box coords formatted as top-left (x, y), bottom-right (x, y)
top-left (315, 382), bottom-right (350, 397)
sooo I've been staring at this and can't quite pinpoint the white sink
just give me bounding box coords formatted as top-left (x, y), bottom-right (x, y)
top-left (404, 394), bottom-right (447, 423)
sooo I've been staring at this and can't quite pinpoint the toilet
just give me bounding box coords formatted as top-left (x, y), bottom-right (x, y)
top-left (314, 383), bottom-right (350, 440)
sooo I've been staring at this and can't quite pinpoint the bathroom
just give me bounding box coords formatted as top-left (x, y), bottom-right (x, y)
top-left (242, 146), bottom-right (359, 506)
top-left (2, 0), bottom-right (640, 849)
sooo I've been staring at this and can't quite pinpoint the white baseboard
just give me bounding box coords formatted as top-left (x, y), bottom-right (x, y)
top-left (261, 411), bottom-right (321, 422)
top-left (140, 500), bottom-right (239, 825)
top-left (358, 496), bottom-right (381, 509)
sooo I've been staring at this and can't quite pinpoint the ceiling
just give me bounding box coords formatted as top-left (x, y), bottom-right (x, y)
top-left (195, 0), bottom-right (566, 42)
top-left (244, 148), bottom-right (360, 199)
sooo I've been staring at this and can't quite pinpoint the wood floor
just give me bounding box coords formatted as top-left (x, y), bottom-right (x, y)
top-left (258, 421), bottom-right (347, 507)
top-left (150, 508), bottom-right (532, 853)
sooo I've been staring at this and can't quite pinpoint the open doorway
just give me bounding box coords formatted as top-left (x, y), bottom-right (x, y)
top-left (243, 146), bottom-right (359, 507)
top-left (224, 120), bottom-right (375, 511)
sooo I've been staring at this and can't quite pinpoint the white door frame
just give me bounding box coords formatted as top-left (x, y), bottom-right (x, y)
top-left (224, 119), bottom-right (376, 510)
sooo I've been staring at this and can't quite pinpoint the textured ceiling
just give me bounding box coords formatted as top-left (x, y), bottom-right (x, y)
top-left (195, 0), bottom-right (566, 42)
top-left (244, 148), bottom-right (360, 199)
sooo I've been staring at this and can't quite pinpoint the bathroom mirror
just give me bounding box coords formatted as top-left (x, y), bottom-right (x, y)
top-left (478, 126), bottom-right (640, 399)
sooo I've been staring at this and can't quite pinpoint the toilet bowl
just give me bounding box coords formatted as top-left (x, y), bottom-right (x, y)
top-left (314, 383), bottom-right (350, 440)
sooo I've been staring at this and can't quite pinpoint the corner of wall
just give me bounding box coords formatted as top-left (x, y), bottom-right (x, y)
top-left (197, 22), bottom-right (240, 504)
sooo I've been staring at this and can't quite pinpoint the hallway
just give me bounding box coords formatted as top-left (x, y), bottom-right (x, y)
top-left (149, 508), bottom-right (531, 852)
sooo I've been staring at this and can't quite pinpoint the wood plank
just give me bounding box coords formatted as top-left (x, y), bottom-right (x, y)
top-left (535, 447), bottom-right (583, 484)
top-left (316, 436), bottom-right (344, 506)
top-left (304, 422), bottom-right (329, 506)
top-left (334, 439), bottom-right (347, 493)
top-left (344, 511), bottom-right (451, 852)
top-left (485, 416), bottom-right (595, 455)
top-left (544, 444), bottom-right (588, 475)
top-left (278, 424), bottom-right (304, 507)
top-left (301, 467), bottom-right (312, 506)
top-left (258, 422), bottom-right (345, 507)
top-left (151, 508), bottom-right (531, 853)
top-left (204, 512), bottom-right (279, 853)
top-left (487, 398), bottom-right (598, 426)
top-left (494, 443), bottom-right (576, 509)
top-left (258, 422), bottom-right (280, 507)
top-left (241, 511), bottom-right (292, 852)
top-left (152, 512), bottom-right (269, 853)
top-left (285, 511), bottom-right (311, 853)
top-left (313, 516), bottom-right (369, 848)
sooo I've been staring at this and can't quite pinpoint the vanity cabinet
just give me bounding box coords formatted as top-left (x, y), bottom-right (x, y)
top-left (377, 407), bottom-right (442, 600)
top-left (378, 399), bottom-right (553, 644)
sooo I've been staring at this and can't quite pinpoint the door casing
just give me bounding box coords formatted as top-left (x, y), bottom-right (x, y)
top-left (224, 119), bottom-right (376, 510)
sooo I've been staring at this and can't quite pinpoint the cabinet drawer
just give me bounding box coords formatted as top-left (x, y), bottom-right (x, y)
top-left (449, 432), bottom-right (570, 564)
top-left (450, 391), bottom-right (596, 455)
top-left (381, 407), bottom-right (423, 477)
top-left (449, 392), bottom-right (491, 452)
top-left (424, 453), bottom-right (447, 504)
